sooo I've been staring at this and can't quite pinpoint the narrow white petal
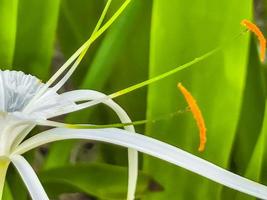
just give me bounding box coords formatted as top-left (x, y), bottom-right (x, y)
top-left (0, 113), bottom-right (35, 155)
top-left (45, 0), bottom-right (130, 91)
top-left (52, 89), bottom-right (138, 200)
top-left (10, 125), bottom-right (35, 151)
top-left (50, 0), bottom-right (111, 94)
top-left (23, 0), bottom-right (131, 112)
top-left (14, 127), bottom-right (267, 200)
top-left (49, 0), bottom-right (113, 94)
top-left (60, 90), bottom-right (133, 128)
top-left (48, 93), bottom-right (109, 117)
top-left (10, 155), bottom-right (49, 200)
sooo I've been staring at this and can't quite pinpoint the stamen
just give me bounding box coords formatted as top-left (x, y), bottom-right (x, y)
top-left (69, 109), bottom-right (186, 129)
top-left (241, 19), bottom-right (266, 62)
top-left (48, 19), bottom-right (247, 117)
top-left (177, 83), bottom-right (207, 152)
top-left (37, 109), bottom-right (187, 129)
top-left (109, 30), bottom-right (244, 100)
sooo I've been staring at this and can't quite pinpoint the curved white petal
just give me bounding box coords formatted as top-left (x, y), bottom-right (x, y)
top-left (51, 90), bottom-right (138, 200)
top-left (46, 93), bottom-right (109, 118)
top-left (0, 113), bottom-right (34, 155)
top-left (10, 155), bottom-right (49, 200)
top-left (10, 125), bottom-right (35, 152)
top-left (14, 127), bottom-right (267, 200)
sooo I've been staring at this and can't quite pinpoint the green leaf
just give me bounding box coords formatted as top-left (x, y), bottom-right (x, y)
top-left (230, 38), bottom-right (265, 176)
top-left (13, 0), bottom-right (61, 79)
top-left (144, 0), bottom-right (252, 199)
top-left (6, 166), bottom-right (28, 200)
top-left (39, 163), bottom-right (157, 200)
top-left (3, 182), bottom-right (13, 200)
top-left (0, 0), bottom-right (18, 68)
top-left (81, 0), bottom-right (150, 92)
top-left (221, 38), bottom-right (266, 200)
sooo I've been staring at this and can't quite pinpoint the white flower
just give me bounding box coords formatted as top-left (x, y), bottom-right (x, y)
top-left (0, 70), bottom-right (137, 200)
top-left (1, 68), bottom-right (267, 200)
top-left (0, 1), bottom-right (266, 200)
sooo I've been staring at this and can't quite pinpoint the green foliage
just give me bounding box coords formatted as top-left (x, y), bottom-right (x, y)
top-left (13, 0), bottom-right (61, 79)
top-left (0, 0), bottom-right (17, 68)
top-left (3, 182), bottom-right (13, 200)
top-left (39, 163), bottom-right (154, 199)
top-left (144, 0), bottom-right (252, 199)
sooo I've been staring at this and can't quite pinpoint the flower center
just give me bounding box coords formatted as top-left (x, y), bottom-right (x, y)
top-left (0, 70), bottom-right (43, 113)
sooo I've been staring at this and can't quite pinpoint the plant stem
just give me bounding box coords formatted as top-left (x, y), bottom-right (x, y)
top-left (0, 158), bottom-right (10, 200)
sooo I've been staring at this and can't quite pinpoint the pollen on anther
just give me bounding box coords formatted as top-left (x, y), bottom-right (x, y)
top-left (177, 83), bottom-right (207, 152)
top-left (241, 19), bottom-right (266, 62)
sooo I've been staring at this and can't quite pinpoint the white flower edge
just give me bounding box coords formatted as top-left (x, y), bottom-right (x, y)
top-left (12, 127), bottom-right (267, 200)
top-left (10, 155), bottom-right (49, 200)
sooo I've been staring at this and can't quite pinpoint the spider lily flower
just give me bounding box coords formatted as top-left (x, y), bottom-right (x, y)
top-left (0, 1), bottom-right (140, 200)
top-left (0, 1), bottom-right (266, 200)
top-left (0, 70), bottom-right (267, 200)
top-left (1, 54), bottom-right (267, 199)
top-left (0, 71), bottom-right (137, 200)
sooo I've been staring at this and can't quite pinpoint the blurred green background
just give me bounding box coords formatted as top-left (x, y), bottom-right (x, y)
top-left (1, 0), bottom-right (267, 199)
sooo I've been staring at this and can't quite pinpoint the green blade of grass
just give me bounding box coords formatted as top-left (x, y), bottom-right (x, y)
top-left (221, 37), bottom-right (266, 200)
top-left (3, 182), bottom-right (13, 200)
top-left (230, 38), bottom-right (265, 176)
top-left (0, 0), bottom-right (18, 68)
top-left (234, 84), bottom-right (266, 200)
top-left (13, 0), bottom-right (61, 79)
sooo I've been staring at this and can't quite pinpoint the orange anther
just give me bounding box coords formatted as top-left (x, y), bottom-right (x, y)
top-left (241, 19), bottom-right (266, 62)
top-left (178, 83), bottom-right (207, 152)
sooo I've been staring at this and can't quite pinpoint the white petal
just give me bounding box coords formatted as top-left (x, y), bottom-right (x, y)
top-left (0, 113), bottom-right (34, 155)
top-left (23, 0), bottom-right (131, 112)
top-left (0, 70), bottom-right (74, 120)
top-left (60, 90), bottom-right (133, 128)
top-left (14, 127), bottom-right (267, 200)
top-left (23, 45), bottom-right (91, 111)
top-left (50, 0), bottom-right (111, 94)
top-left (25, 89), bottom-right (75, 119)
top-left (10, 124), bottom-right (35, 152)
top-left (48, 89), bottom-right (138, 200)
top-left (0, 70), bottom-right (43, 113)
top-left (10, 155), bottom-right (49, 200)
top-left (46, 90), bottom-right (110, 117)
